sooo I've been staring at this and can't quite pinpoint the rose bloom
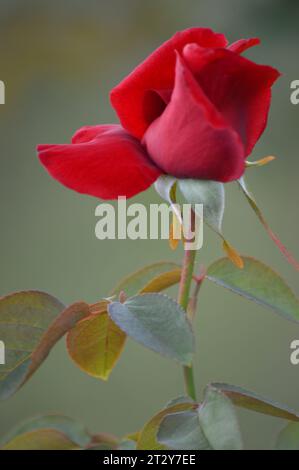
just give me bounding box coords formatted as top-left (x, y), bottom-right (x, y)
top-left (38, 28), bottom-right (280, 199)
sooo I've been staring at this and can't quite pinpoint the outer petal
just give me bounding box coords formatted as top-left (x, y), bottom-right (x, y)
top-left (227, 37), bottom-right (260, 54)
top-left (110, 28), bottom-right (228, 139)
top-left (38, 125), bottom-right (161, 200)
top-left (143, 54), bottom-right (245, 183)
top-left (183, 45), bottom-right (280, 155)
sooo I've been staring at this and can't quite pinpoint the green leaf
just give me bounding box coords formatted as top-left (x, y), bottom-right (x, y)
top-left (238, 177), bottom-right (299, 271)
top-left (141, 268), bottom-right (182, 294)
top-left (0, 291), bottom-right (67, 400)
top-left (276, 422), bottom-right (299, 449)
top-left (178, 178), bottom-right (224, 234)
top-left (198, 387), bottom-right (243, 450)
top-left (108, 294), bottom-right (194, 365)
top-left (1, 429), bottom-right (80, 450)
top-left (157, 388), bottom-right (243, 450)
top-left (207, 256), bottom-right (299, 322)
top-left (158, 411), bottom-right (211, 450)
top-left (212, 383), bottom-right (299, 421)
top-left (137, 402), bottom-right (194, 450)
top-left (110, 261), bottom-right (181, 298)
top-left (0, 415), bottom-right (90, 448)
top-left (66, 306), bottom-right (126, 380)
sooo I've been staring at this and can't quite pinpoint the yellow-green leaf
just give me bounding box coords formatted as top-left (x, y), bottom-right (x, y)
top-left (110, 261), bottom-right (181, 298)
top-left (276, 422), bottom-right (299, 449)
top-left (67, 309), bottom-right (126, 380)
top-left (140, 268), bottom-right (181, 294)
top-left (212, 383), bottom-right (299, 421)
top-left (2, 429), bottom-right (80, 450)
top-left (207, 256), bottom-right (299, 322)
top-left (0, 414), bottom-right (91, 448)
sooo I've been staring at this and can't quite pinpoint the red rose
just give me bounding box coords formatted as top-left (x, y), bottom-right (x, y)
top-left (38, 28), bottom-right (280, 199)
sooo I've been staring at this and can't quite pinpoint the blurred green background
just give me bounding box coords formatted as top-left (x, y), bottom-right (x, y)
top-left (0, 0), bottom-right (298, 450)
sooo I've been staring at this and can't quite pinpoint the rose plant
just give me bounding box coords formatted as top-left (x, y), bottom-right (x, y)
top-left (1, 28), bottom-right (299, 451)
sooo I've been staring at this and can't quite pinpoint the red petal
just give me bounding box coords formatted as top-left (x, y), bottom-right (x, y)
top-left (38, 125), bottom-right (161, 200)
top-left (110, 28), bottom-right (228, 140)
top-left (227, 37), bottom-right (260, 54)
top-left (71, 125), bottom-right (113, 144)
top-left (184, 45), bottom-right (280, 155)
top-left (143, 54), bottom-right (245, 183)
top-left (182, 43), bottom-right (222, 73)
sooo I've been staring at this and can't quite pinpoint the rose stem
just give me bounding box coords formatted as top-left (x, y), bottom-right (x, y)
top-left (177, 211), bottom-right (197, 401)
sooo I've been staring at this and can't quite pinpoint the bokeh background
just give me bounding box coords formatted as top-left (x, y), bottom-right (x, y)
top-left (0, 0), bottom-right (298, 450)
